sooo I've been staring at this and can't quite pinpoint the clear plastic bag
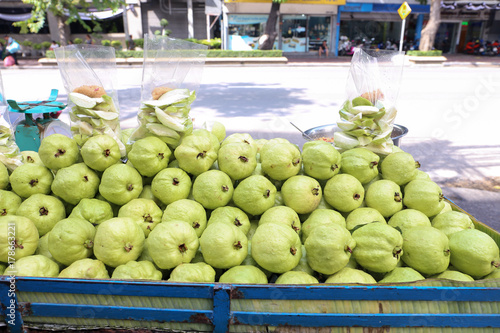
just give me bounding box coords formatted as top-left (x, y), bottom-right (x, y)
top-left (128, 35), bottom-right (208, 149)
top-left (0, 71), bottom-right (22, 171)
top-left (54, 45), bottom-right (125, 156)
top-left (335, 48), bottom-right (405, 154)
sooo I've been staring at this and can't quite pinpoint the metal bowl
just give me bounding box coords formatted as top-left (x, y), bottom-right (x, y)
top-left (303, 124), bottom-right (409, 147)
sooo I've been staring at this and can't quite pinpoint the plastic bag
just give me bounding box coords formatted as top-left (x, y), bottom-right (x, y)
top-left (54, 45), bottom-right (126, 156)
top-left (335, 48), bottom-right (405, 155)
top-left (3, 56), bottom-right (15, 67)
top-left (128, 34), bottom-right (208, 150)
top-left (0, 71), bottom-right (23, 171)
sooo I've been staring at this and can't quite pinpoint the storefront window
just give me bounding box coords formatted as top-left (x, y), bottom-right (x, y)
top-left (308, 16), bottom-right (331, 51)
top-left (340, 20), bottom-right (402, 49)
top-left (228, 14), bottom-right (269, 50)
top-left (465, 21), bottom-right (483, 42)
top-left (281, 15), bottom-right (307, 52)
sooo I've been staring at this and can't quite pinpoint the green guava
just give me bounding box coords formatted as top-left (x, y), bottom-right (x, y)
top-left (403, 180), bottom-right (445, 217)
top-left (191, 128), bottom-right (221, 152)
top-left (340, 148), bottom-right (380, 184)
top-left (258, 205), bottom-right (301, 235)
top-left (251, 223), bottom-right (302, 273)
top-left (301, 209), bottom-right (346, 243)
top-left (3, 254), bottom-right (59, 277)
top-left (207, 206), bottom-right (250, 235)
top-left (352, 222), bottom-right (403, 273)
top-left (69, 198), bottom-right (114, 226)
top-left (21, 151), bottom-right (43, 166)
top-left (174, 134), bottom-right (218, 176)
top-left (401, 226), bottom-right (450, 276)
top-left (0, 162), bottom-right (8, 190)
top-left (301, 141), bottom-right (341, 180)
top-left (16, 194), bottom-right (66, 236)
top-left (305, 223), bottom-right (356, 275)
top-left (199, 222), bottom-right (248, 269)
top-left (260, 142), bottom-right (301, 181)
top-left (202, 120), bottom-right (226, 143)
top-left (221, 133), bottom-right (256, 149)
top-left (118, 198), bottom-right (163, 237)
top-left (323, 174), bottom-right (364, 213)
top-left (0, 190), bottom-right (22, 216)
top-left (168, 262), bottom-right (216, 283)
top-left (233, 175), bottom-right (277, 216)
top-left (93, 217), bottom-right (145, 268)
top-left (48, 217), bottom-right (96, 266)
top-left (111, 260), bottom-right (163, 280)
top-left (38, 134), bottom-right (79, 170)
top-left (9, 163), bottom-right (53, 198)
top-left (58, 258), bottom-right (110, 279)
top-left (433, 269), bottom-right (474, 282)
top-left (192, 170), bottom-right (234, 210)
top-left (99, 163), bottom-right (143, 206)
top-left (483, 268), bottom-right (500, 280)
top-left (281, 175), bottom-right (322, 214)
top-left (325, 267), bottom-right (377, 284)
top-left (162, 199), bottom-right (207, 237)
top-left (378, 267), bottom-right (425, 283)
top-left (431, 211), bottom-right (475, 238)
top-left (388, 209), bottom-right (431, 234)
top-left (51, 163), bottom-right (100, 205)
top-left (365, 179), bottom-right (403, 218)
top-left (151, 167), bottom-right (192, 206)
top-left (291, 245), bottom-right (315, 276)
top-left (217, 142), bottom-right (257, 180)
top-left (35, 232), bottom-right (63, 268)
top-left (346, 207), bottom-right (387, 232)
top-left (147, 220), bottom-right (199, 269)
top-left (0, 215), bottom-right (39, 262)
top-left (80, 134), bottom-right (121, 172)
top-left (380, 152), bottom-right (420, 186)
top-left (275, 271), bottom-right (319, 284)
top-left (128, 136), bottom-right (171, 177)
top-left (219, 265), bottom-right (268, 284)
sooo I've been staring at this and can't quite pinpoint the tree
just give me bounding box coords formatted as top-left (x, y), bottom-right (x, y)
top-left (259, 0), bottom-right (287, 50)
top-left (13, 0), bottom-right (124, 45)
top-left (419, 0), bottom-right (441, 51)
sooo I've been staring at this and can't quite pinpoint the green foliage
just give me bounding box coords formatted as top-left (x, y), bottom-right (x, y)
top-left (160, 19), bottom-right (169, 27)
top-left (185, 38), bottom-right (222, 49)
top-left (407, 50), bottom-right (443, 57)
top-left (21, 40), bottom-right (33, 47)
top-left (101, 40), bottom-right (111, 47)
top-left (73, 38), bottom-right (83, 44)
top-left (133, 38), bottom-right (144, 49)
top-left (14, 0), bottom-right (125, 34)
top-left (41, 41), bottom-right (51, 49)
top-left (33, 43), bottom-right (42, 50)
top-left (111, 40), bottom-right (122, 49)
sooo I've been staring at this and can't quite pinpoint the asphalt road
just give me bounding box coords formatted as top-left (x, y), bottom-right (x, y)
top-left (2, 64), bottom-right (499, 231)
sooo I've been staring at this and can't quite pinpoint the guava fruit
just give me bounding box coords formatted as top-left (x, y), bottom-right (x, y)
top-left (9, 163), bottom-right (53, 198)
top-left (281, 175), bottom-right (322, 215)
top-left (20, 151), bottom-right (43, 165)
top-left (192, 170), bottom-right (234, 210)
top-left (434, 201), bottom-right (453, 216)
top-left (80, 134), bottom-right (121, 172)
top-left (352, 222), bottom-right (403, 273)
top-left (260, 142), bottom-right (301, 180)
top-left (99, 163), bottom-right (143, 206)
top-left (200, 222), bottom-right (248, 269)
top-left (93, 217), bottom-right (145, 268)
top-left (387, 209), bottom-right (431, 233)
top-left (174, 134), bottom-right (218, 176)
top-left (3, 254), bottom-right (59, 277)
top-left (323, 174), bottom-right (364, 213)
top-left (325, 267), bottom-right (377, 284)
top-left (162, 199), bottom-right (207, 237)
top-left (433, 269), bottom-right (474, 282)
top-left (191, 128), bottom-right (221, 152)
top-left (219, 265), bottom-right (268, 284)
top-left (275, 271), bottom-right (319, 284)
top-left (378, 267), bottom-right (425, 283)
top-left (0, 162), bottom-right (8, 190)
top-left (251, 223), bottom-right (302, 273)
top-left (16, 193), bottom-right (66, 236)
top-left (51, 163), bottom-right (100, 205)
top-left (151, 167), bottom-right (192, 205)
top-left (147, 220), bottom-right (199, 269)
top-left (380, 152), bottom-right (420, 186)
top-left (431, 211), bottom-right (474, 238)
top-left (483, 268), bottom-right (500, 280)
top-left (233, 175), bottom-right (277, 216)
top-left (345, 207), bottom-right (387, 232)
top-left (117, 198), bottom-right (163, 237)
top-left (58, 258), bottom-right (110, 279)
top-left (202, 120), bottom-right (226, 143)
top-left (246, 221), bottom-right (259, 241)
top-left (139, 184), bottom-right (165, 209)
top-left (111, 260), bottom-right (163, 280)
top-left (403, 180), bottom-right (445, 217)
top-left (448, 229), bottom-right (500, 279)
top-left (35, 232), bottom-right (63, 267)
top-left (0, 215), bottom-right (39, 262)
top-left (128, 136), bottom-right (171, 177)
top-left (0, 190), bottom-right (22, 216)
top-left (48, 217), bottom-right (96, 266)
top-left (168, 262), bottom-right (216, 283)
top-left (340, 148), bottom-right (380, 184)
top-left (401, 226), bottom-right (450, 276)
top-left (258, 205), bottom-right (301, 234)
top-left (301, 209), bottom-right (346, 243)
top-left (305, 223), bottom-right (356, 275)
top-left (69, 198), bottom-right (114, 226)
top-left (364, 179), bottom-right (403, 218)
top-left (301, 141), bottom-right (341, 180)
top-left (218, 143), bottom-right (258, 181)
top-left (222, 133), bottom-right (256, 149)
top-left (291, 245), bottom-right (315, 276)
top-left (207, 206), bottom-right (250, 235)
top-left (38, 134), bottom-right (79, 170)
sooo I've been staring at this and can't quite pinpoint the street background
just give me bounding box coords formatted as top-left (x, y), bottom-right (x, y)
top-left (2, 57), bottom-right (499, 232)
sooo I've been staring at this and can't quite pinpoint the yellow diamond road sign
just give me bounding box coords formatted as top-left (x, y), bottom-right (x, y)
top-left (398, 1), bottom-right (412, 20)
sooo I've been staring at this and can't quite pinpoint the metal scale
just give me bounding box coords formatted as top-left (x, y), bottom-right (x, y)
top-left (7, 89), bottom-right (71, 152)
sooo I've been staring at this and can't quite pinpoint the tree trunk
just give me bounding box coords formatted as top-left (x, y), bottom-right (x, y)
top-left (259, 2), bottom-right (280, 50)
top-left (56, 15), bottom-right (69, 45)
top-left (419, 0), bottom-right (441, 51)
